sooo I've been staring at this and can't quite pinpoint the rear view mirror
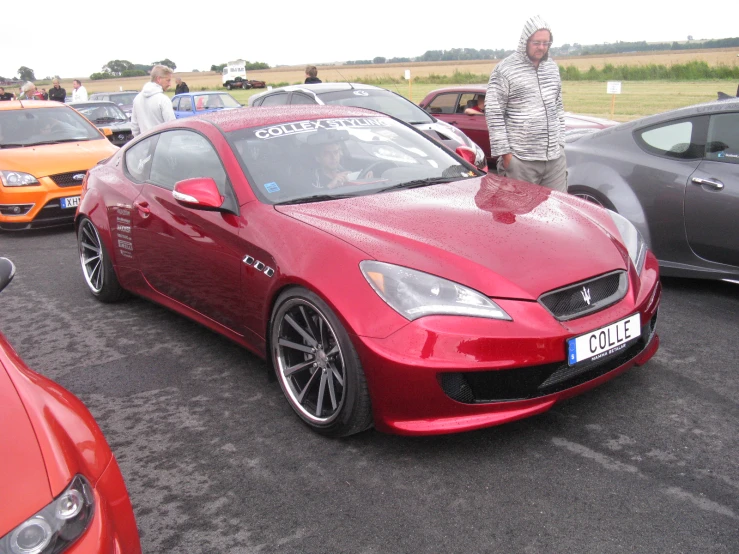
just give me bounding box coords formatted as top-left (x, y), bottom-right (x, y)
top-left (173, 178), bottom-right (225, 211)
top-left (455, 146), bottom-right (477, 165)
top-left (0, 258), bottom-right (16, 293)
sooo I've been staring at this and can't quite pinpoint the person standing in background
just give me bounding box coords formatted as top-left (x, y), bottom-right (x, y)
top-left (485, 15), bottom-right (567, 192)
top-left (304, 66), bottom-right (322, 84)
top-left (0, 87), bottom-right (16, 101)
top-left (131, 65), bottom-right (176, 137)
top-left (72, 80), bottom-right (88, 102)
top-left (175, 77), bottom-right (189, 94)
top-left (48, 79), bottom-right (66, 103)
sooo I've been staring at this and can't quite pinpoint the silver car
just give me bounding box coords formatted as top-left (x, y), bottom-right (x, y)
top-left (248, 83), bottom-right (487, 170)
top-left (566, 98), bottom-right (739, 281)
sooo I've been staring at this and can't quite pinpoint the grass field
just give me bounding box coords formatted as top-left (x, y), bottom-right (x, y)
top-left (17, 48), bottom-right (738, 122)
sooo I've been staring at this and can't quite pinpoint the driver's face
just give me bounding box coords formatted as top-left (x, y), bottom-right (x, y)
top-left (318, 144), bottom-right (342, 171)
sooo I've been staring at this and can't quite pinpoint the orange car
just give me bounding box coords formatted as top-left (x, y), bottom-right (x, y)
top-left (0, 100), bottom-right (118, 230)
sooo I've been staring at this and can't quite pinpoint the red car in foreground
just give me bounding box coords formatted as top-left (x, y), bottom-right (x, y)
top-left (75, 105), bottom-right (660, 437)
top-left (419, 85), bottom-right (619, 162)
top-left (0, 258), bottom-right (141, 553)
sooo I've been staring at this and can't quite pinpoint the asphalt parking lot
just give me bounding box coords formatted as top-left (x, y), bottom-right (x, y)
top-left (1, 227), bottom-right (738, 553)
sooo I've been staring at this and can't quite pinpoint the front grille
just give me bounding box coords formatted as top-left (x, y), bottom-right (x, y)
top-left (49, 170), bottom-right (87, 188)
top-left (439, 311), bottom-right (658, 404)
top-left (539, 270), bottom-right (627, 321)
top-left (109, 131), bottom-right (133, 146)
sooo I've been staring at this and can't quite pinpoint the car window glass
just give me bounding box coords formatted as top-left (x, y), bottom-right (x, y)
top-left (637, 119), bottom-right (702, 159)
top-left (0, 106), bottom-right (101, 146)
top-left (291, 93), bottom-right (317, 105)
top-left (125, 136), bottom-right (158, 183)
top-left (260, 93), bottom-right (288, 106)
top-left (149, 130), bottom-right (228, 193)
top-left (226, 116), bottom-right (478, 205)
top-left (179, 97), bottom-right (192, 111)
top-left (171, 98), bottom-right (180, 111)
top-left (459, 93), bottom-right (480, 114)
top-left (319, 89), bottom-right (433, 124)
top-left (426, 93), bottom-right (459, 115)
top-left (705, 112), bottom-right (739, 164)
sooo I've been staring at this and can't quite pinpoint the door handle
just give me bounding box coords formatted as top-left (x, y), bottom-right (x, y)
top-left (691, 177), bottom-right (724, 190)
top-left (133, 200), bottom-right (151, 215)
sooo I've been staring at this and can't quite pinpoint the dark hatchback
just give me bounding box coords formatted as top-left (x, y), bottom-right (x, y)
top-left (87, 91), bottom-right (138, 117)
top-left (69, 101), bottom-right (133, 146)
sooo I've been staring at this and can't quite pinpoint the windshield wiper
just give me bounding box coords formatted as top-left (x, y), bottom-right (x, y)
top-left (0, 143), bottom-right (26, 149)
top-left (31, 138), bottom-right (90, 146)
top-left (93, 116), bottom-right (125, 122)
top-left (378, 176), bottom-right (459, 193)
top-left (277, 193), bottom-right (357, 205)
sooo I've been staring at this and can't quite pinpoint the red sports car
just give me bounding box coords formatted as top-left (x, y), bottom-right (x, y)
top-left (0, 258), bottom-right (141, 553)
top-left (74, 106), bottom-right (660, 437)
top-left (419, 85), bottom-right (619, 162)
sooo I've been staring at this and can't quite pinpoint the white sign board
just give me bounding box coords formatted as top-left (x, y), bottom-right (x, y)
top-left (607, 81), bottom-right (622, 94)
top-left (404, 70), bottom-right (411, 80)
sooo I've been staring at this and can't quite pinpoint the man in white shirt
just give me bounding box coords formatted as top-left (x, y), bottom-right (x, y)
top-left (130, 65), bottom-right (176, 137)
top-left (71, 80), bottom-right (88, 102)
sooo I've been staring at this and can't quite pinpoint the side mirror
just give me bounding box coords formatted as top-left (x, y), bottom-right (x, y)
top-left (455, 145), bottom-right (477, 165)
top-left (0, 257), bottom-right (16, 293)
top-left (101, 127), bottom-right (113, 137)
top-left (173, 178), bottom-right (225, 210)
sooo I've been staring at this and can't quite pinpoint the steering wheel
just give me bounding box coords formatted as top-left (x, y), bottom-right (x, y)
top-left (357, 161), bottom-right (397, 180)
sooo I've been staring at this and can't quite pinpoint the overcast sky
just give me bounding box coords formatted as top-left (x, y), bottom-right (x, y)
top-left (3, 1), bottom-right (737, 80)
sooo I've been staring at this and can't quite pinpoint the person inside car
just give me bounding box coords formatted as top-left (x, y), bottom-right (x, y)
top-left (464, 95), bottom-right (485, 115)
top-left (309, 132), bottom-right (373, 189)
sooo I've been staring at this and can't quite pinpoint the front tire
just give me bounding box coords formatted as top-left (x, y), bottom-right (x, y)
top-left (77, 218), bottom-right (128, 303)
top-left (568, 186), bottom-right (617, 211)
top-left (270, 288), bottom-right (373, 437)
top-left (226, 83), bottom-right (232, 90)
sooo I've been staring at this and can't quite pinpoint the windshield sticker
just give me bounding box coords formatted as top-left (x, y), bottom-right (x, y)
top-left (254, 118), bottom-right (392, 140)
top-left (263, 182), bottom-right (280, 193)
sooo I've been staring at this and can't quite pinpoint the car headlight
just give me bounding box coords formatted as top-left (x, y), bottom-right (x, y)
top-left (1, 171), bottom-right (40, 187)
top-left (606, 210), bottom-right (646, 274)
top-left (360, 261), bottom-right (512, 321)
top-left (0, 475), bottom-right (95, 554)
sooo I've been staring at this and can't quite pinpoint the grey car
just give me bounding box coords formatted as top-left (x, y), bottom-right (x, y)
top-left (248, 83), bottom-right (487, 170)
top-left (566, 98), bottom-right (739, 281)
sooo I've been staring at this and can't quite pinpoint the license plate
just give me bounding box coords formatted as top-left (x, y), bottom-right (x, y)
top-left (567, 313), bottom-right (640, 366)
top-left (60, 196), bottom-right (80, 209)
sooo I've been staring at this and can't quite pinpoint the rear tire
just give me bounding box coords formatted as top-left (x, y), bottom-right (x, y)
top-left (226, 83), bottom-right (232, 90)
top-left (77, 218), bottom-right (128, 303)
top-left (270, 287), bottom-right (373, 437)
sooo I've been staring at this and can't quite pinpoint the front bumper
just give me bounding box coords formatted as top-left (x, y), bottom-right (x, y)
top-left (354, 255), bottom-right (661, 435)
top-left (0, 179), bottom-right (80, 230)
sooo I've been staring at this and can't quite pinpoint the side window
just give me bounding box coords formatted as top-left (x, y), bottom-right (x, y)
top-left (636, 118), bottom-right (705, 159)
top-left (426, 93), bottom-right (459, 115)
top-left (179, 97), bottom-right (193, 112)
top-left (705, 112), bottom-right (739, 164)
top-left (458, 93), bottom-right (477, 114)
top-left (291, 93), bottom-right (317, 105)
top-left (149, 130), bottom-right (228, 193)
top-left (124, 136), bottom-right (158, 183)
top-left (171, 98), bottom-right (180, 111)
top-left (260, 93), bottom-right (289, 106)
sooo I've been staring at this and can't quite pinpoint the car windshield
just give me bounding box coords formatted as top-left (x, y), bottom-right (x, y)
top-left (319, 89), bottom-right (434, 125)
top-left (73, 103), bottom-right (128, 123)
top-left (194, 94), bottom-right (241, 110)
top-left (0, 107), bottom-right (102, 147)
top-left (227, 116), bottom-right (479, 205)
top-left (108, 93), bottom-right (137, 106)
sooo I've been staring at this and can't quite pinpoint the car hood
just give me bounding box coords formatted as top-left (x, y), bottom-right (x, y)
top-left (93, 121), bottom-right (131, 132)
top-left (0, 139), bottom-right (118, 178)
top-left (564, 112), bottom-right (619, 129)
top-left (413, 120), bottom-right (467, 147)
top-left (0, 343), bottom-right (51, 535)
top-left (276, 175), bottom-right (628, 300)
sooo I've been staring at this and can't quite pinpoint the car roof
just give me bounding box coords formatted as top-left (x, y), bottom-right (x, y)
top-left (0, 100), bottom-right (74, 112)
top-left (69, 101), bottom-right (118, 106)
top-left (624, 97), bottom-right (739, 129)
top-left (426, 85), bottom-right (487, 94)
top-left (173, 91), bottom-right (233, 98)
top-left (261, 83), bottom-right (385, 95)
top-left (165, 104), bottom-right (390, 133)
top-left (90, 91), bottom-right (138, 94)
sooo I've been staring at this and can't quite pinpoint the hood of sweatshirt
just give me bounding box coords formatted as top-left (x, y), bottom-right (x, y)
top-left (517, 15), bottom-right (553, 62)
top-left (141, 81), bottom-right (164, 98)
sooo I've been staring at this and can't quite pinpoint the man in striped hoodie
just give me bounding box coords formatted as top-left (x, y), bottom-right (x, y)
top-left (485, 16), bottom-right (567, 192)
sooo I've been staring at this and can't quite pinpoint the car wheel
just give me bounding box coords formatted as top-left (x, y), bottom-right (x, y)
top-left (270, 287), bottom-right (373, 437)
top-left (226, 83), bottom-right (232, 90)
top-left (568, 186), bottom-right (617, 212)
top-left (77, 218), bottom-right (128, 303)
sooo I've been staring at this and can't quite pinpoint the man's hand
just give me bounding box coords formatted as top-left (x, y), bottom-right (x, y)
top-left (502, 153), bottom-right (513, 169)
top-left (327, 171), bottom-right (352, 189)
